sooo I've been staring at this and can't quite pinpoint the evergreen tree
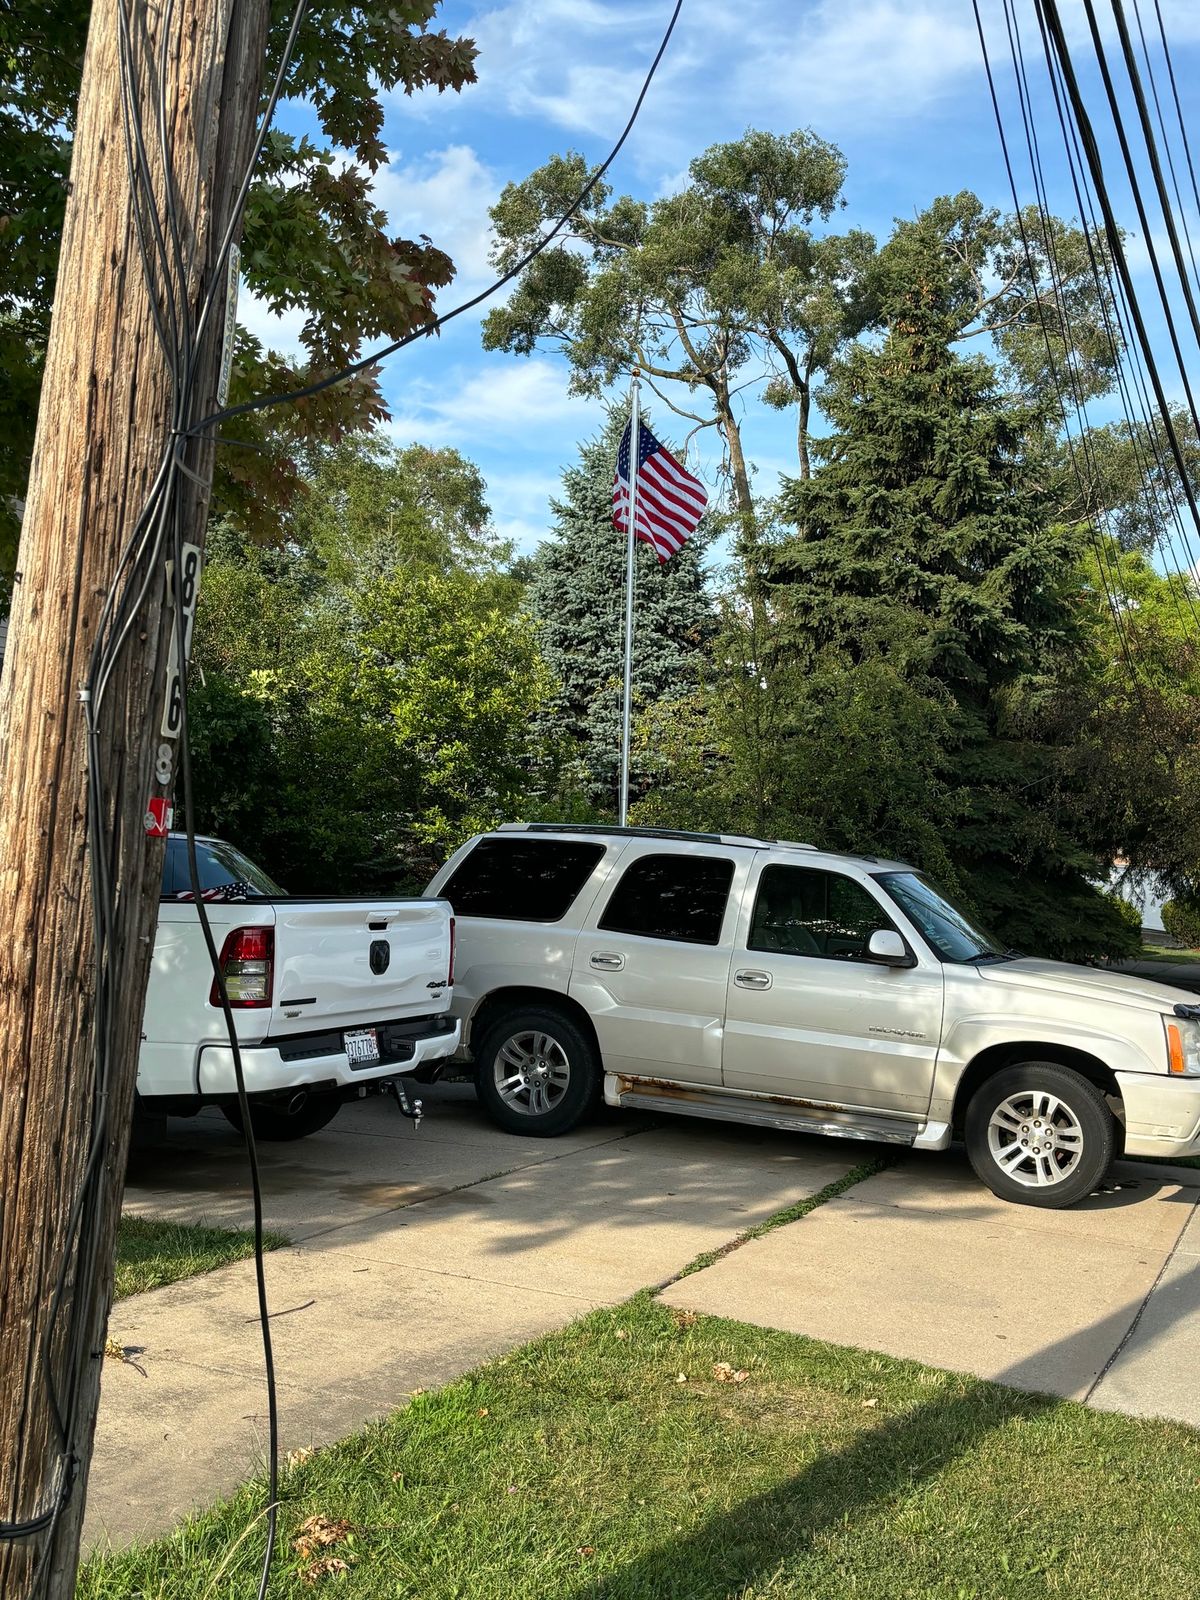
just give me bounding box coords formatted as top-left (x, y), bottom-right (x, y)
top-left (768, 227), bottom-right (1136, 959)
top-left (527, 413), bottom-right (716, 811)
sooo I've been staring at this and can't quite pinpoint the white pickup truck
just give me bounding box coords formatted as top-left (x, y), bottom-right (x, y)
top-left (136, 833), bottom-right (459, 1141)
top-left (429, 823), bottom-right (1200, 1208)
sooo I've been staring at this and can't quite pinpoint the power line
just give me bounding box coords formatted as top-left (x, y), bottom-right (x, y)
top-left (1038, 0), bottom-right (1200, 587)
top-left (190, 0), bottom-right (687, 436)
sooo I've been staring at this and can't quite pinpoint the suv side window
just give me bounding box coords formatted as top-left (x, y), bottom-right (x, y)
top-left (599, 853), bottom-right (734, 945)
top-left (442, 838), bottom-right (606, 923)
top-left (749, 864), bottom-right (894, 960)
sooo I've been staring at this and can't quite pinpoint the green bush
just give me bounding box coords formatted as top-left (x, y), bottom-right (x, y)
top-left (1106, 893), bottom-right (1145, 936)
top-left (1162, 899), bottom-right (1200, 949)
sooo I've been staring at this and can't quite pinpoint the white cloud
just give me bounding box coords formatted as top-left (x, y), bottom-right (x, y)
top-left (371, 144), bottom-right (501, 302)
top-left (396, 0), bottom-right (988, 168)
top-left (384, 355), bottom-right (605, 447)
top-left (236, 288), bottom-right (308, 360)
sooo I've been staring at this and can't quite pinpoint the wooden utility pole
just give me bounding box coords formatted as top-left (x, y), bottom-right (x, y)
top-left (0, 0), bottom-right (272, 1590)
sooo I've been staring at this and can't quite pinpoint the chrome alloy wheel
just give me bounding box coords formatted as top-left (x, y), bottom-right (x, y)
top-left (986, 1089), bottom-right (1086, 1189)
top-left (493, 1030), bottom-right (572, 1116)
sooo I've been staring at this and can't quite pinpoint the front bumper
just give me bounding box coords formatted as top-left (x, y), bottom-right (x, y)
top-left (1116, 1069), bottom-right (1200, 1159)
top-left (197, 1015), bottom-right (461, 1097)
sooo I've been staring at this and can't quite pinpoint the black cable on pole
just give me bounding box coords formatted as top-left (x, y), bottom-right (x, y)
top-left (1109, 0), bottom-right (1200, 363)
top-left (1151, 0), bottom-right (1200, 239)
top-left (1131, 0), bottom-right (1200, 304)
top-left (1076, 0), bottom-right (1200, 441)
top-left (190, 0), bottom-right (687, 436)
top-left (1037, 2), bottom-right (1200, 629)
top-left (1004, 0), bottom-right (1162, 647)
top-left (1036, 10), bottom-right (1200, 636)
top-left (974, 0), bottom-right (1145, 690)
top-left (1040, 0), bottom-right (1200, 569)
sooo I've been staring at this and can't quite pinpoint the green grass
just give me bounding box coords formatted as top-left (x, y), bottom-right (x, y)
top-left (114, 1216), bottom-right (288, 1300)
top-left (1137, 944), bottom-right (1200, 966)
top-left (80, 1293), bottom-right (1200, 1600)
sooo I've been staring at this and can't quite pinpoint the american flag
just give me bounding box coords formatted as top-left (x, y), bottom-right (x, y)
top-left (613, 418), bottom-right (707, 563)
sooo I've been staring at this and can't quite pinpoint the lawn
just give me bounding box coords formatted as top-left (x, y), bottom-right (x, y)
top-left (81, 1292), bottom-right (1200, 1600)
top-left (1138, 944), bottom-right (1200, 966)
top-left (114, 1215), bottom-right (287, 1300)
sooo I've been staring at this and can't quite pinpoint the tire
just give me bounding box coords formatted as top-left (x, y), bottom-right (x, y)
top-left (473, 1005), bottom-right (600, 1137)
top-left (222, 1091), bottom-right (342, 1142)
top-left (964, 1062), bottom-right (1115, 1209)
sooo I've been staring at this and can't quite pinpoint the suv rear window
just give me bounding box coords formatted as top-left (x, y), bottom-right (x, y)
top-left (442, 838), bottom-right (606, 923)
top-left (599, 852), bottom-right (734, 945)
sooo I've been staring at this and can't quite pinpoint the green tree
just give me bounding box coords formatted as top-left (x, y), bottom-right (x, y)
top-left (526, 413), bottom-right (715, 811)
top-left (760, 226), bottom-right (1135, 958)
top-left (0, 0), bottom-right (477, 596)
top-left (485, 129), bottom-right (868, 546)
top-left (188, 438), bottom-right (557, 890)
top-left (287, 435), bottom-right (512, 585)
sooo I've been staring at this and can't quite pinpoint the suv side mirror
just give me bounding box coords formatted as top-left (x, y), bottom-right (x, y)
top-left (867, 929), bottom-right (915, 967)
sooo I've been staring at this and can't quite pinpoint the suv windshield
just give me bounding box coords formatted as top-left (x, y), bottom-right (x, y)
top-left (874, 871), bottom-right (1007, 963)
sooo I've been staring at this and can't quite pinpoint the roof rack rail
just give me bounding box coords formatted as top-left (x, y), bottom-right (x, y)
top-left (494, 822), bottom-right (813, 849)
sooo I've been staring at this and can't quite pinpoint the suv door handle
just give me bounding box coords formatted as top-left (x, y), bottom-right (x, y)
top-left (735, 969), bottom-right (772, 990)
top-left (590, 952), bottom-right (625, 971)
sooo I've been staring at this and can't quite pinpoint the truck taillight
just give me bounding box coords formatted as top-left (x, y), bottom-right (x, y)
top-left (448, 916), bottom-right (456, 987)
top-left (210, 926), bottom-right (274, 1009)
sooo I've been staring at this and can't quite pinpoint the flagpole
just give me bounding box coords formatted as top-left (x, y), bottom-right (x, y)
top-left (619, 369), bottom-right (641, 826)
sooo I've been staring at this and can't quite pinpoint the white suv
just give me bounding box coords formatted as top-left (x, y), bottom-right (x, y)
top-left (427, 824), bottom-right (1200, 1207)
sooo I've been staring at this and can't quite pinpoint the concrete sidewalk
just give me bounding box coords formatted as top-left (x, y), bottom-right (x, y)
top-left (661, 1150), bottom-right (1200, 1423)
top-left (89, 1089), bottom-right (857, 1551)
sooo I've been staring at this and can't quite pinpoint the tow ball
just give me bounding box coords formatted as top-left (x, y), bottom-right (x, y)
top-left (386, 1076), bottom-right (424, 1131)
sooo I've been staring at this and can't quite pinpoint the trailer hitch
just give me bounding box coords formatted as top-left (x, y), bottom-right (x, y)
top-left (386, 1075), bottom-right (424, 1131)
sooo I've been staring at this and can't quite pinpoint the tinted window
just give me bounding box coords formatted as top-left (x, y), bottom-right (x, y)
top-left (442, 838), bottom-right (605, 922)
top-left (162, 837), bottom-right (282, 898)
top-left (750, 865), bottom-right (893, 960)
top-left (599, 853), bottom-right (734, 945)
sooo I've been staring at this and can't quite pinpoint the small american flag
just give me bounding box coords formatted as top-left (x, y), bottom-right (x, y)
top-left (613, 418), bottom-right (707, 563)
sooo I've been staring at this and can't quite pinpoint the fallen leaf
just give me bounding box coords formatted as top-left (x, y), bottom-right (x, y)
top-left (577, 1545), bottom-right (596, 1558)
top-left (287, 1447), bottom-right (315, 1469)
top-left (671, 1309), bottom-right (698, 1329)
top-left (675, 1372), bottom-right (688, 1384)
top-left (299, 1554), bottom-right (352, 1586)
top-left (861, 1397), bottom-right (879, 1409)
top-left (476, 1407), bottom-right (490, 1418)
top-left (614, 1329), bottom-right (628, 1340)
top-left (293, 1515), bottom-right (354, 1562)
top-left (712, 1362), bottom-right (750, 1384)
top-left (507, 1486), bottom-right (518, 1494)
top-left (103, 1338), bottom-right (147, 1378)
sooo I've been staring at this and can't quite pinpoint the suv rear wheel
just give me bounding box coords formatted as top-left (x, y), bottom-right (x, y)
top-left (474, 1005), bottom-right (599, 1136)
top-left (964, 1062), bottom-right (1115, 1208)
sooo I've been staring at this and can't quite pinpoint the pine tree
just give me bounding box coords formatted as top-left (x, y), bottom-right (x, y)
top-left (768, 228), bottom-right (1136, 959)
top-left (528, 412), bottom-right (716, 811)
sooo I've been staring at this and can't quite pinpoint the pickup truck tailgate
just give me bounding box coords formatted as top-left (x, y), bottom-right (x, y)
top-left (268, 899), bottom-right (452, 1037)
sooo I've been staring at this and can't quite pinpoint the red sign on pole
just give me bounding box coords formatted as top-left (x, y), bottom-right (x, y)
top-left (144, 797), bottom-right (173, 837)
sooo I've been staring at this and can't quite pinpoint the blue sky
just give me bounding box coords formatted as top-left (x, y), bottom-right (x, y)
top-left (246, 0), bottom-right (1200, 561)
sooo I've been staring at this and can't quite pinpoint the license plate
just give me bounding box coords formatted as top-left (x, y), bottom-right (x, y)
top-left (345, 1027), bottom-right (380, 1067)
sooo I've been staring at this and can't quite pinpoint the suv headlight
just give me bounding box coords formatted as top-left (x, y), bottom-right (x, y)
top-left (1165, 1014), bottom-right (1200, 1075)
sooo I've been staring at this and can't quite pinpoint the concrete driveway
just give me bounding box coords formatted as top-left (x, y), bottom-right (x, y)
top-left (90, 1087), bottom-right (1200, 1553)
top-left (93, 1084), bottom-right (858, 1549)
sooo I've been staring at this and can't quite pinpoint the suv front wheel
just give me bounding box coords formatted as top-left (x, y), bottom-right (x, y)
top-left (474, 1005), bottom-right (600, 1136)
top-left (965, 1062), bottom-right (1115, 1208)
